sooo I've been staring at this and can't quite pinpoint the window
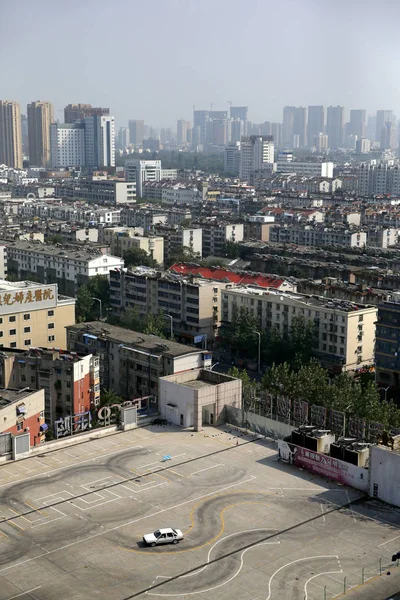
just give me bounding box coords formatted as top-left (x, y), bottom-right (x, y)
top-left (9, 316), bottom-right (15, 323)
top-left (9, 329), bottom-right (16, 336)
top-left (47, 310), bottom-right (54, 317)
top-left (31, 376), bottom-right (35, 383)
top-left (24, 339), bottom-right (31, 346)
top-left (48, 323), bottom-right (55, 329)
top-left (10, 342), bottom-right (16, 348)
top-left (24, 314), bottom-right (30, 321)
top-left (0, 332), bottom-right (3, 338)
top-left (48, 335), bottom-right (55, 342)
top-left (17, 422), bottom-right (23, 431)
top-left (24, 327), bottom-right (30, 334)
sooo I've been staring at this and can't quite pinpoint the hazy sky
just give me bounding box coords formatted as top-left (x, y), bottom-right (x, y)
top-left (2, 0), bottom-right (400, 128)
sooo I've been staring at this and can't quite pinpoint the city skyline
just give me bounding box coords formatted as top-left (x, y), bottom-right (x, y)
top-left (2, 0), bottom-right (400, 128)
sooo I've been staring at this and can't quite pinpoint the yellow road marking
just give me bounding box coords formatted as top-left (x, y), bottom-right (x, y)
top-left (119, 497), bottom-right (270, 555)
top-left (25, 500), bottom-right (47, 516)
top-left (8, 508), bottom-right (26, 529)
top-left (167, 469), bottom-right (185, 478)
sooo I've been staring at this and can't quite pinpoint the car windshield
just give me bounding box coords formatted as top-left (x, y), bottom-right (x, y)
top-left (172, 529), bottom-right (177, 535)
top-left (154, 530), bottom-right (161, 538)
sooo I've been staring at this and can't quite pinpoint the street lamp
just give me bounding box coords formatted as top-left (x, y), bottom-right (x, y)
top-left (92, 297), bottom-right (102, 320)
top-left (165, 314), bottom-right (174, 339)
top-left (209, 362), bottom-right (220, 371)
top-left (255, 331), bottom-right (261, 375)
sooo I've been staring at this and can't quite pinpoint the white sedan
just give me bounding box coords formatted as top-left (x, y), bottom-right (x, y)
top-left (143, 528), bottom-right (183, 547)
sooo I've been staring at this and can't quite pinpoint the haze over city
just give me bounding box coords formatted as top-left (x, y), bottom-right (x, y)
top-left (2, 0), bottom-right (400, 127)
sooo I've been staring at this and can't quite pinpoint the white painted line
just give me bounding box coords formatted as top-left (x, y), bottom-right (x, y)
top-left (0, 445), bottom-right (143, 489)
top-left (190, 464), bottom-right (224, 476)
top-left (137, 454), bottom-right (186, 471)
top-left (304, 568), bottom-right (343, 600)
top-left (320, 503), bottom-right (326, 523)
top-left (0, 476), bottom-right (257, 573)
top-left (8, 586), bottom-right (42, 599)
top-left (378, 534), bottom-right (400, 547)
top-left (266, 556), bottom-right (340, 600)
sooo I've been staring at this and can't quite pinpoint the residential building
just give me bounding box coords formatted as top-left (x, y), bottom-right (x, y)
top-left (275, 160), bottom-right (334, 178)
top-left (168, 264), bottom-right (295, 292)
top-left (269, 224), bottom-right (367, 248)
top-left (64, 104), bottom-right (109, 123)
top-left (0, 101), bottom-right (23, 169)
top-left (244, 215), bottom-right (275, 241)
top-left (55, 179), bottom-right (136, 205)
top-left (0, 280), bottom-right (75, 349)
top-left (117, 127), bottom-right (130, 149)
top-left (154, 225), bottom-right (203, 262)
top-left (224, 141), bottom-right (241, 175)
top-left (120, 207), bottom-right (168, 230)
top-left (380, 121), bottom-right (398, 150)
top-left (230, 106), bottom-right (248, 121)
top-left (376, 110), bottom-right (394, 144)
top-left (110, 267), bottom-right (229, 340)
top-left (0, 246), bottom-right (7, 279)
top-left (177, 120), bottom-right (188, 145)
top-left (193, 110), bottom-right (209, 145)
top-left (5, 241), bottom-right (124, 296)
top-left (222, 286), bottom-right (376, 372)
top-left (0, 348), bottom-right (99, 425)
top-left (307, 106), bottom-right (325, 146)
top-left (367, 228), bottom-right (398, 248)
top-left (27, 101), bottom-right (54, 167)
top-left (50, 123), bottom-right (85, 168)
top-left (125, 159), bottom-right (178, 197)
top-left (83, 115), bottom-right (115, 167)
top-left (239, 136), bottom-right (274, 181)
top-left (376, 298), bottom-right (400, 390)
top-left (161, 185), bottom-right (202, 205)
top-left (355, 138), bottom-right (371, 153)
top-left (66, 322), bottom-right (212, 401)
top-left (358, 163), bottom-right (400, 196)
top-left (159, 369), bottom-right (241, 430)
top-left (282, 106), bottom-right (307, 147)
top-left (326, 106), bottom-right (345, 149)
top-left (102, 228), bottom-right (164, 264)
top-left (348, 109), bottom-right (366, 139)
top-left (128, 120), bottom-right (144, 146)
top-left (0, 387), bottom-right (45, 447)
top-left (192, 220), bottom-right (244, 257)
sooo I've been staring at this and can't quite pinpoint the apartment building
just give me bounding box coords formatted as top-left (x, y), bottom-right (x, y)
top-left (54, 180), bottom-right (136, 205)
top-left (0, 387), bottom-right (45, 447)
top-left (269, 225), bottom-right (367, 248)
top-left (239, 136), bottom-right (274, 181)
top-left (275, 160), bottom-right (334, 178)
top-left (0, 280), bottom-right (75, 349)
top-left (27, 101), bottom-right (54, 167)
top-left (0, 348), bottom-right (99, 425)
top-left (66, 322), bottom-right (212, 401)
top-left (125, 159), bottom-right (178, 197)
top-left (376, 298), bottom-right (400, 390)
top-left (120, 207), bottom-right (168, 230)
top-left (154, 225), bottom-right (203, 262)
top-left (221, 286), bottom-right (377, 372)
top-left (244, 215), bottom-right (275, 241)
top-left (367, 228), bottom-right (398, 248)
top-left (5, 241), bottom-right (124, 296)
top-left (192, 220), bottom-right (244, 257)
top-left (161, 185), bottom-right (202, 206)
top-left (101, 228), bottom-right (164, 264)
top-left (0, 100), bottom-right (23, 169)
top-left (110, 268), bottom-right (229, 340)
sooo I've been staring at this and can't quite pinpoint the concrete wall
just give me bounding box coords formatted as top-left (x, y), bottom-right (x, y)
top-left (159, 378), bottom-right (195, 427)
top-left (369, 445), bottom-right (400, 506)
top-left (223, 405), bottom-right (295, 440)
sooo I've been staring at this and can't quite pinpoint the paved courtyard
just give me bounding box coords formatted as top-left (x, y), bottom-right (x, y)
top-left (0, 424), bottom-right (399, 600)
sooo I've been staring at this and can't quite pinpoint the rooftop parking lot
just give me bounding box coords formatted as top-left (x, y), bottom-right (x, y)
top-left (0, 424), bottom-right (399, 600)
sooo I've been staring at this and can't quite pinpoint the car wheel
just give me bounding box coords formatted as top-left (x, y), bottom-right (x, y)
top-left (151, 542), bottom-right (156, 547)
top-left (172, 539), bottom-right (178, 544)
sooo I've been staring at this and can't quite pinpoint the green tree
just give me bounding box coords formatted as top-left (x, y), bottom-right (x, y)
top-left (75, 275), bottom-right (110, 322)
top-left (143, 311), bottom-right (167, 338)
top-left (47, 234), bottom-right (64, 244)
top-left (228, 367), bottom-right (255, 389)
top-left (99, 389), bottom-right (124, 407)
top-left (123, 246), bottom-right (158, 268)
top-left (166, 246), bottom-right (201, 268)
top-left (221, 241), bottom-right (241, 259)
top-left (220, 305), bottom-right (260, 358)
top-left (76, 285), bottom-right (95, 322)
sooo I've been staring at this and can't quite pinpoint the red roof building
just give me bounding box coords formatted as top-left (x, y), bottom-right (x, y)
top-left (168, 264), bottom-right (288, 289)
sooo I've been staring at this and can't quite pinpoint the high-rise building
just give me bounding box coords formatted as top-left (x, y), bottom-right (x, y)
top-left (21, 113), bottom-right (29, 155)
top-left (193, 110), bottom-right (209, 145)
top-left (50, 123), bottom-right (86, 168)
top-left (64, 104), bottom-right (109, 123)
top-left (117, 127), bottom-right (130, 149)
top-left (381, 121), bottom-right (398, 150)
top-left (0, 100), bottom-right (23, 168)
top-left (271, 123), bottom-right (282, 148)
top-left (376, 110), bottom-right (394, 144)
top-left (211, 118), bottom-right (228, 146)
top-left (185, 122), bottom-right (192, 144)
top-left (239, 135), bottom-right (274, 181)
top-left (128, 120), bottom-right (145, 146)
top-left (230, 119), bottom-right (245, 143)
top-left (177, 119), bottom-right (188, 145)
top-left (307, 106), bottom-right (325, 145)
top-left (230, 106), bottom-right (248, 121)
top-left (84, 115), bottom-right (115, 167)
top-left (326, 106), bottom-right (345, 149)
top-left (27, 101), bottom-right (54, 167)
top-left (224, 141), bottom-right (241, 175)
top-left (348, 109), bottom-right (366, 139)
top-left (282, 106), bottom-right (307, 147)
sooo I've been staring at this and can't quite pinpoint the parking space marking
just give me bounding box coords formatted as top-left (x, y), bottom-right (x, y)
top-left (378, 533), bottom-right (400, 547)
top-left (8, 586), bottom-right (42, 599)
top-left (190, 464), bottom-right (224, 476)
top-left (304, 568), bottom-right (343, 600)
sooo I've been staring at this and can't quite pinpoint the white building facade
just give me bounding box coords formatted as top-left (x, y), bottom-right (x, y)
top-left (50, 123), bottom-right (85, 168)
